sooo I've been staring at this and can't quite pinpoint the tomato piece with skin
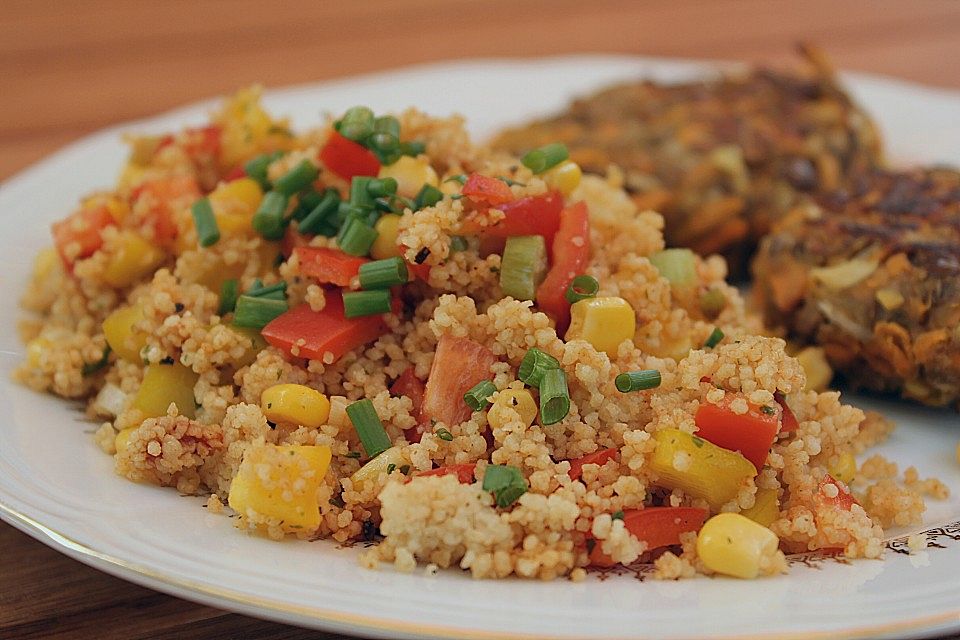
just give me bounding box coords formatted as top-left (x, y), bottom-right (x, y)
top-left (567, 447), bottom-right (618, 481)
top-left (319, 131), bottom-right (381, 181)
top-left (261, 293), bottom-right (392, 362)
top-left (589, 507), bottom-right (709, 566)
top-left (421, 335), bottom-right (498, 428)
top-left (390, 367), bottom-right (425, 418)
top-left (281, 225), bottom-right (312, 259)
top-left (52, 205), bottom-right (117, 269)
top-left (775, 391), bottom-right (800, 433)
top-left (416, 463), bottom-right (476, 484)
top-left (536, 201), bottom-right (590, 330)
top-left (293, 246), bottom-right (368, 287)
top-left (462, 173), bottom-right (514, 207)
top-left (694, 392), bottom-right (781, 470)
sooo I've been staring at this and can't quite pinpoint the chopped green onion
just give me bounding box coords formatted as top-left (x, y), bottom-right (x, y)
top-left (233, 295), bottom-right (288, 329)
top-left (435, 427), bottom-right (454, 441)
top-left (350, 176), bottom-right (376, 209)
top-left (615, 369), bottom-right (662, 393)
top-left (293, 189), bottom-right (325, 221)
top-left (244, 151), bottom-right (283, 188)
top-left (464, 380), bottom-right (496, 411)
top-left (565, 274), bottom-right (599, 304)
top-left (274, 160), bottom-right (319, 196)
top-left (704, 327), bottom-right (725, 349)
top-left (444, 174), bottom-right (467, 185)
top-left (400, 140), bottom-right (426, 156)
top-left (415, 184), bottom-right (443, 210)
top-left (650, 248), bottom-right (697, 289)
top-left (337, 217), bottom-right (379, 256)
top-left (521, 143), bottom-right (569, 174)
top-left (190, 198), bottom-right (220, 248)
top-left (539, 368), bottom-right (570, 425)
top-left (346, 398), bottom-right (391, 458)
top-left (373, 115), bottom-right (401, 138)
top-left (699, 288), bottom-right (727, 319)
top-left (337, 106), bottom-right (375, 142)
top-left (500, 235), bottom-right (548, 301)
top-left (449, 235), bottom-right (468, 253)
top-left (518, 347), bottom-right (560, 388)
top-left (218, 279), bottom-right (239, 315)
top-left (252, 191), bottom-right (288, 240)
top-left (343, 290), bottom-right (392, 318)
top-left (359, 257), bottom-right (408, 290)
top-left (298, 189), bottom-right (341, 234)
top-left (247, 280), bottom-right (287, 300)
top-left (81, 346), bottom-right (111, 377)
top-left (482, 464), bottom-right (527, 508)
top-left (367, 177), bottom-right (398, 198)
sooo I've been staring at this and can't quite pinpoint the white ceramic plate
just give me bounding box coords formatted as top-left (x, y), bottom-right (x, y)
top-left (1, 55), bottom-right (959, 640)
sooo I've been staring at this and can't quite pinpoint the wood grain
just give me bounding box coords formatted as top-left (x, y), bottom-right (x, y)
top-left (2, 1), bottom-right (959, 638)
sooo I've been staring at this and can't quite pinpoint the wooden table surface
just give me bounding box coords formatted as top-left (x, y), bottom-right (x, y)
top-left (2, 1), bottom-right (959, 638)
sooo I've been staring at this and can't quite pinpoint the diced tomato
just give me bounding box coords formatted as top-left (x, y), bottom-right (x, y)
top-left (52, 205), bottom-right (116, 269)
top-left (694, 392), bottom-right (781, 470)
top-left (536, 201), bottom-right (590, 330)
top-left (319, 131), bottom-right (380, 181)
top-left (390, 367), bottom-right (425, 417)
top-left (261, 293), bottom-right (391, 362)
top-left (133, 175), bottom-right (201, 246)
top-left (294, 247), bottom-right (368, 286)
top-left (460, 192), bottom-right (564, 246)
top-left (816, 474), bottom-right (858, 512)
top-left (417, 463), bottom-right (477, 484)
top-left (462, 173), bottom-right (514, 206)
top-left (421, 335), bottom-right (498, 427)
top-left (775, 391), bottom-right (800, 433)
top-left (567, 447), bottom-right (618, 481)
top-left (223, 165), bottom-right (247, 182)
top-left (589, 507), bottom-right (709, 566)
top-left (281, 225), bottom-right (312, 259)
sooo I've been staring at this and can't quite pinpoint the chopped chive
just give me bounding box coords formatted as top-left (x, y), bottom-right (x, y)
top-left (435, 427), bottom-right (454, 441)
top-left (247, 280), bottom-right (287, 300)
top-left (500, 235), bottom-right (548, 301)
top-left (350, 176), bottom-right (376, 209)
top-left (244, 151), bottom-right (283, 188)
top-left (218, 279), bottom-right (239, 315)
top-left (359, 257), bottom-right (408, 290)
top-left (761, 405), bottom-right (777, 415)
top-left (343, 290), bottom-right (392, 318)
top-left (539, 368), bottom-right (570, 425)
top-left (612, 510), bottom-right (625, 521)
top-left (345, 451), bottom-right (362, 459)
top-left (294, 189), bottom-right (325, 221)
top-left (444, 174), bottom-right (467, 185)
top-left (518, 347), bottom-right (560, 388)
top-left (337, 106), bottom-right (375, 142)
top-left (346, 398), bottom-right (391, 458)
top-left (482, 464), bottom-right (527, 508)
top-left (298, 189), bottom-right (341, 234)
top-left (367, 177), bottom-right (398, 198)
top-left (565, 274), bottom-right (599, 304)
top-left (274, 160), bottom-right (319, 196)
top-left (337, 217), bottom-right (379, 256)
top-left (252, 191), bottom-right (288, 240)
top-left (400, 140), bottom-right (426, 156)
top-left (521, 143), bottom-right (569, 174)
top-left (373, 115), bottom-right (401, 139)
top-left (233, 295), bottom-right (288, 329)
top-left (464, 380), bottom-right (496, 411)
top-left (81, 346), bottom-right (111, 376)
top-left (189, 198), bottom-right (220, 248)
top-left (449, 235), bottom-right (468, 253)
top-left (496, 176), bottom-right (525, 187)
top-left (615, 369), bottom-right (661, 393)
top-left (704, 327), bottom-right (725, 349)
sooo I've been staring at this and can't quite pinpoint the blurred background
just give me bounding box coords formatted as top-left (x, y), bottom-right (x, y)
top-left (3, 1), bottom-right (960, 638)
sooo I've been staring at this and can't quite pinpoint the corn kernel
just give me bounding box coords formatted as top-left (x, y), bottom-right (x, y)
top-left (488, 388), bottom-right (538, 430)
top-left (102, 304), bottom-right (148, 362)
top-left (830, 451), bottom-right (857, 484)
top-left (228, 443), bottom-right (332, 532)
top-left (103, 231), bottom-right (165, 288)
top-left (209, 177), bottom-right (264, 236)
top-left (370, 214), bottom-right (403, 260)
top-left (741, 487), bottom-right (780, 527)
top-left (131, 362), bottom-right (199, 419)
top-left (26, 337), bottom-right (51, 368)
top-left (796, 346), bottom-right (832, 392)
top-left (115, 427), bottom-right (137, 456)
top-left (565, 297), bottom-right (636, 356)
top-left (261, 383), bottom-right (330, 428)
top-left (649, 428), bottom-right (757, 509)
top-left (697, 513), bottom-right (781, 579)
top-left (350, 445), bottom-right (405, 491)
top-left (378, 156), bottom-right (439, 199)
top-left (33, 247), bottom-right (61, 282)
top-left (543, 160), bottom-right (582, 197)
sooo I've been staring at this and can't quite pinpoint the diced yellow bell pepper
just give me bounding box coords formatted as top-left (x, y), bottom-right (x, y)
top-left (565, 297), bottom-right (636, 356)
top-left (649, 428), bottom-right (757, 510)
top-left (228, 443), bottom-right (332, 532)
top-left (487, 388), bottom-right (538, 430)
top-left (103, 231), bottom-right (166, 288)
top-left (370, 214), bottom-right (403, 261)
top-left (741, 487), bottom-right (780, 527)
top-left (829, 451), bottom-right (857, 485)
top-left (697, 513), bottom-right (781, 579)
top-left (209, 177), bottom-right (264, 236)
top-left (218, 87), bottom-right (280, 167)
top-left (542, 160), bottom-right (582, 197)
top-left (261, 384), bottom-right (330, 428)
top-left (33, 247), bottom-right (61, 282)
top-left (103, 304), bottom-right (148, 362)
top-left (131, 362), bottom-right (199, 419)
top-left (115, 427), bottom-right (137, 456)
top-left (378, 156), bottom-right (439, 199)
top-left (350, 445), bottom-right (405, 491)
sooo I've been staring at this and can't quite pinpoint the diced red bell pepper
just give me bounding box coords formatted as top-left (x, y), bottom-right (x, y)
top-left (223, 165), bottom-right (247, 182)
top-left (294, 246), bottom-right (368, 287)
top-left (319, 131), bottom-right (381, 182)
top-left (694, 392), bottom-right (781, 470)
top-left (589, 507), bottom-right (709, 566)
top-left (460, 192), bottom-right (564, 246)
top-left (567, 447), bottom-right (618, 481)
top-left (281, 225), bottom-right (312, 259)
top-left (390, 367), bottom-right (425, 417)
top-left (52, 205), bottom-right (116, 269)
top-left (132, 175), bottom-right (201, 246)
top-left (462, 173), bottom-right (514, 206)
top-left (816, 474), bottom-right (858, 512)
top-left (261, 293), bottom-right (391, 362)
top-left (421, 334), bottom-right (498, 427)
top-left (183, 125), bottom-right (222, 161)
top-left (416, 463), bottom-right (477, 484)
top-left (774, 391), bottom-right (800, 433)
top-left (536, 201), bottom-right (590, 330)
